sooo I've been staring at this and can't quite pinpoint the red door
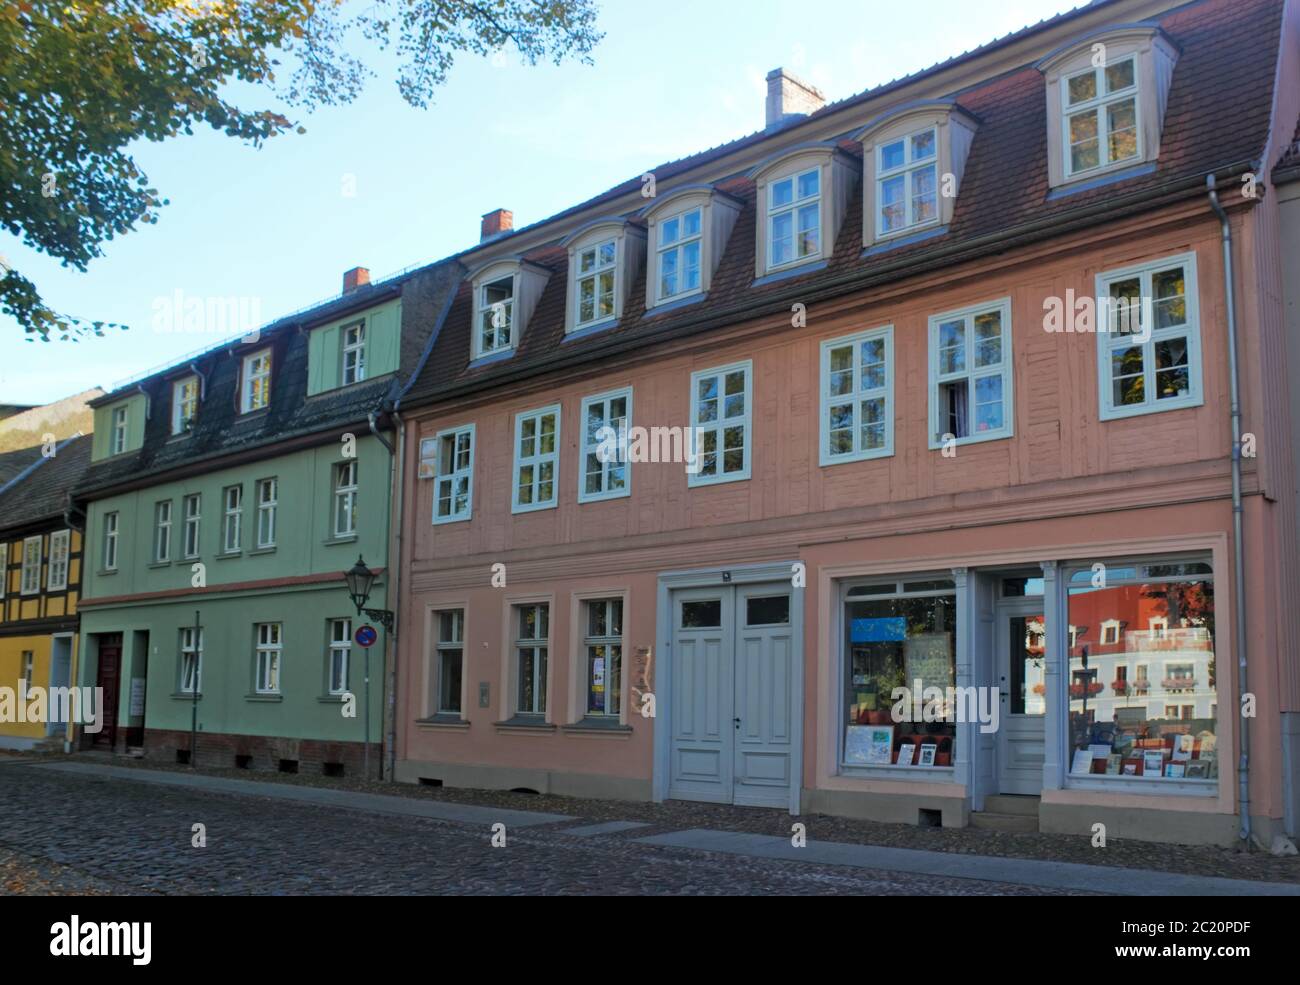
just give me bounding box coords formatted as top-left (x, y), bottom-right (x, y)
top-left (95, 635), bottom-right (122, 749)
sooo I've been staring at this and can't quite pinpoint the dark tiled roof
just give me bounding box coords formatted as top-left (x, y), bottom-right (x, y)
top-left (0, 435), bottom-right (92, 534)
top-left (403, 0), bottom-right (1281, 407)
top-left (1272, 115), bottom-right (1300, 179)
top-left (75, 258), bottom-right (464, 498)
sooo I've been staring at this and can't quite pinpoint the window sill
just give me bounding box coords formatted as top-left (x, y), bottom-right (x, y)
top-left (324, 534), bottom-right (358, 546)
top-left (432, 513), bottom-right (472, 526)
top-left (249, 545), bottom-right (277, 556)
top-left (317, 694), bottom-right (348, 703)
top-left (819, 447), bottom-right (895, 469)
top-left (577, 488), bottom-right (631, 505)
top-left (236, 407), bottom-right (270, 420)
top-left (1047, 160), bottom-right (1157, 200)
top-left (1065, 775), bottom-right (1217, 796)
top-left (215, 550), bottom-right (242, 560)
top-left (563, 317), bottom-right (618, 342)
top-left (417, 715), bottom-right (470, 730)
top-left (245, 693), bottom-right (283, 702)
top-left (562, 717), bottom-right (632, 735)
top-left (510, 501), bottom-right (558, 515)
top-left (494, 716), bottom-right (555, 734)
top-left (147, 560), bottom-right (172, 569)
top-left (171, 691), bottom-right (201, 700)
top-left (927, 428), bottom-right (1013, 451)
top-left (97, 568), bottom-right (118, 577)
top-left (467, 348), bottom-right (515, 370)
top-left (644, 291), bottom-right (706, 318)
top-left (1098, 393), bottom-right (1203, 422)
top-left (751, 257), bottom-right (827, 288)
top-left (863, 223), bottom-right (947, 257)
top-left (838, 763), bottom-right (956, 781)
top-left (686, 470), bottom-right (751, 489)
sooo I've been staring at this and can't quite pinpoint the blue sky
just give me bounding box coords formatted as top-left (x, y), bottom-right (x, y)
top-left (1, 0), bottom-right (1085, 405)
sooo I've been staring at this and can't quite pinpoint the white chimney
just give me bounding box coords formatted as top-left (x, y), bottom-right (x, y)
top-left (765, 68), bottom-right (825, 130)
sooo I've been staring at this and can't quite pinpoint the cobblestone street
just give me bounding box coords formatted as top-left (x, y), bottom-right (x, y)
top-left (0, 762), bottom-right (1084, 896)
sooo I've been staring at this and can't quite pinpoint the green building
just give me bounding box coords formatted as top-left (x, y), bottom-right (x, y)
top-left (74, 261), bottom-right (462, 776)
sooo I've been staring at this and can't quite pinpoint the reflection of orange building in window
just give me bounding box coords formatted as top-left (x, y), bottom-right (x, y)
top-left (1067, 581), bottom-right (1215, 727)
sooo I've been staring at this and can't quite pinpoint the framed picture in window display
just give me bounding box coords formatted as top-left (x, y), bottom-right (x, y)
top-left (1065, 560), bottom-right (1216, 783)
top-left (842, 580), bottom-right (957, 767)
top-left (845, 724), bottom-right (894, 765)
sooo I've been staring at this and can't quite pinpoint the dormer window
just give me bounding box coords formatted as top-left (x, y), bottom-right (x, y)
top-left (110, 405), bottom-right (128, 455)
top-left (1037, 25), bottom-right (1178, 189)
top-left (478, 276), bottom-right (514, 355)
top-left (749, 144), bottom-right (858, 280)
top-left (561, 220), bottom-right (645, 334)
top-left (640, 186), bottom-right (741, 312)
top-left (877, 128), bottom-right (937, 236)
top-left (855, 101), bottom-right (977, 250)
top-left (768, 167), bottom-right (820, 267)
top-left (172, 376), bottom-right (198, 435)
top-left (241, 349), bottom-right (271, 413)
top-left (1063, 57), bottom-right (1138, 177)
top-left (656, 208), bottom-right (701, 301)
top-left (576, 239), bottom-right (617, 327)
top-left (468, 258), bottom-right (549, 360)
top-left (341, 321), bottom-right (366, 385)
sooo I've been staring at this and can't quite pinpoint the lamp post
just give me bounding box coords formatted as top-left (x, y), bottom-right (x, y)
top-left (344, 556), bottom-right (393, 779)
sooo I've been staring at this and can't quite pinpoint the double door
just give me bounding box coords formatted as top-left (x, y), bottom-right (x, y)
top-left (668, 584), bottom-right (794, 807)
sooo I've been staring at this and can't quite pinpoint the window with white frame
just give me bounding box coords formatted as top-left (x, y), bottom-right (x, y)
top-left (1097, 253), bottom-right (1201, 419)
top-left (153, 500), bottom-right (172, 563)
top-left (1150, 616), bottom-right (1168, 639)
top-left (767, 167), bottom-right (820, 269)
top-left (877, 128), bottom-right (938, 237)
top-left (254, 622), bottom-right (282, 694)
top-left (512, 406), bottom-right (560, 512)
top-left (19, 651), bottom-right (33, 687)
top-left (328, 618), bottom-right (351, 695)
top-left (929, 298), bottom-right (1012, 446)
top-left (579, 388), bottom-right (630, 502)
top-left (46, 530), bottom-right (69, 591)
top-left (584, 598), bottom-right (623, 717)
top-left (477, 275), bottom-right (514, 356)
top-left (689, 361), bottom-right (751, 485)
top-left (172, 376), bottom-right (198, 435)
top-left (341, 321), bottom-right (366, 385)
top-left (433, 426), bottom-right (474, 523)
top-left (241, 349), bottom-right (271, 412)
top-left (182, 493), bottom-right (201, 559)
top-left (333, 461), bottom-right (358, 536)
top-left (1062, 56), bottom-right (1139, 178)
top-left (434, 609), bottom-right (464, 715)
top-left (656, 207), bottom-right (702, 302)
top-left (179, 626), bottom-right (203, 693)
top-left (821, 327), bottom-right (893, 465)
top-left (110, 405), bottom-right (128, 455)
top-left (20, 536), bottom-right (41, 595)
top-left (102, 512), bottom-right (119, 571)
top-left (574, 239), bottom-right (617, 328)
top-left (515, 603), bottom-right (548, 716)
top-left (1101, 619), bottom-right (1120, 645)
top-left (255, 478), bottom-right (277, 548)
top-left (221, 485), bottom-right (242, 553)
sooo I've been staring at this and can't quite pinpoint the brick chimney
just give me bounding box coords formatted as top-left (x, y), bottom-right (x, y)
top-left (765, 68), bottom-right (825, 130)
top-left (480, 208), bottom-right (514, 242)
top-left (342, 266), bottom-right (370, 293)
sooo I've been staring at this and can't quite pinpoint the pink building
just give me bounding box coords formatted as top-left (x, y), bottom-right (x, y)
top-left (386, 0), bottom-right (1300, 846)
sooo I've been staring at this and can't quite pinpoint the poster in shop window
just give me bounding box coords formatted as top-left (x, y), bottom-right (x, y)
top-left (904, 633), bottom-right (953, 691)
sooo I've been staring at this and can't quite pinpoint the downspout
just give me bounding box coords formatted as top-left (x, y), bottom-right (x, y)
top-left (1206, 173), bottom-right (1251, 846)
top-left (368, 410), bottom-right (395, 780)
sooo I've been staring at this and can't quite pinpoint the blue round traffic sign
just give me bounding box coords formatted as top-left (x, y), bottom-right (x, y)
top-left (354, 624), bottom-right (379, 648)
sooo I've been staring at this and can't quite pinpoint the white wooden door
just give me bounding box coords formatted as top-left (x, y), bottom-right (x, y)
top-left (996, 606), bottom-right (1047, 794)
top-left (668, 584), bottom-right (794, 806)
top-left (668, 588), bottom-right (734, 803)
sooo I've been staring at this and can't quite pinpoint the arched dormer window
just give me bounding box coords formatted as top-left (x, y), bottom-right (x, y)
top-left (560, 218), bottom-right (646, 335)
top-left (639, 185), bottom-right (743, 312)
top-left (854, 100), bottom-right (978, 249)
top-left (748, 142), bottom-right (859, 281)
top-left (1036, 23), bottom-right (1179, 189)
top-left (468, 257), bottom-right (550, 360)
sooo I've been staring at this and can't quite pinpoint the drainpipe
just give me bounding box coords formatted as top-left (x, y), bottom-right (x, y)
top-left (384, 408), bottom-right (406, 783)
top-left (1206, 173), bottom-right (1251, 846)
top-left (368, 410), bottom-right (397, 781)
top-left (189, 361), bottom-right (209, 400)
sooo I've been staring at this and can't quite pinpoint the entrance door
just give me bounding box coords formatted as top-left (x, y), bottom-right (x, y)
top-left (996, 606), bottom-right (1046, 794)
top-left (668, 584), bottom-right (794, 808)
top-left (94, 634), bottom-right (122, 749)
top-left (47, 636), bottom-right (72, 737)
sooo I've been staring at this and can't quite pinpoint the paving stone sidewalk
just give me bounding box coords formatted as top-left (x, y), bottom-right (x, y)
top-left (59, 753), bottom-right (1300, 885)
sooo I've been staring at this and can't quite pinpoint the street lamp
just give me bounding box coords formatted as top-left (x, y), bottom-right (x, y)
top-left (343, 555), bottom-right (394, 780)
top-left (345, 555), bottom-right (394, 631)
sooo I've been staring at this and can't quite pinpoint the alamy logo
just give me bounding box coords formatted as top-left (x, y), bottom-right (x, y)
top-left (593, 422), bottom-right (707, 473)
top-left (890, 680), bottom-right (1000, 734)
top-left (0, 682), bottom-right (103, 733)
top-left (50, 915), bottom-right (151, 965)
